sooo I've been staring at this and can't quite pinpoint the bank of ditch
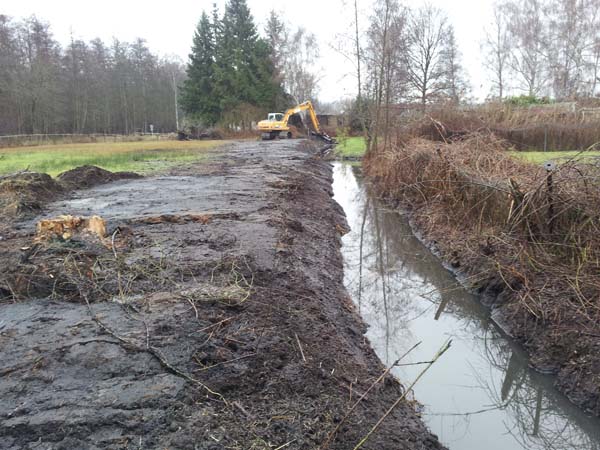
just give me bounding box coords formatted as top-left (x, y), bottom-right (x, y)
top-left (363, 133), bottom-right (600, 417)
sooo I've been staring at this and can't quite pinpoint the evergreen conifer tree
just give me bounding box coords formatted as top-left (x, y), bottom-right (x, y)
top-left (180, 12), bottom-right (219, 125)
top-left (182, 1), bottom-right (284, 126)
top-left (214, 0), bottom-right (282, 112)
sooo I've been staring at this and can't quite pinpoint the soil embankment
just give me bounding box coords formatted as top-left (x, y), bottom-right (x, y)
top-left (0, 141), bottom-right (444, 449)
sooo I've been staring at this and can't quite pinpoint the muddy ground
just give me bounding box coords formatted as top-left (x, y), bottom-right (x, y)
top-left (0, 140), bottom-right (444, 449)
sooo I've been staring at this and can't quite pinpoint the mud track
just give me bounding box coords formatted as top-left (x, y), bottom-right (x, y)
top-left (0, 140), bottom-right (444, 449)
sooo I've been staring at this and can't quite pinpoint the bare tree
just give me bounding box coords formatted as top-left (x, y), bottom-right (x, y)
top-left (589, 35), bottom-right (600, 95)
top-left (284, 27), bottom-right (319, 103)
top-left (547, 0), bottom-right (600, 98)
top-left (483, 0), bottom-right (600, 99)
top-left (17, 16), bottom-right (62, 134)
top-left (0, 15), bottom-right (21, 133)
top-left (164, 57), bottom-right (185, 130)
top-left (365, 0), bottom-right (408, 150)
top-left (264, 15), bottom-right (320, 105)
top-left (64, 35), bottom-right (92, 133)
top-left (441, 25), bottom-right (469, 103)
top-left (405, 4), bottom-right (449, 106)
top-left (485, 0), bottom-right (600, 99)
top-left (504, 0), bottom-right (547, 96)
top-left (264, 11), bottom-right (286, 88)
top-left (353, 0), bottom-right (371, 143)
top-left (354, 0), bottom-right (363, 107)
top-left (328, 1), bottom-right (372, 141)
top-left (483, 2), bottom-right (512, 99)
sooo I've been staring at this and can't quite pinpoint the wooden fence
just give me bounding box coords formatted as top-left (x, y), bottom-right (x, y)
top-left (0, 133), bottom-right (175, 148)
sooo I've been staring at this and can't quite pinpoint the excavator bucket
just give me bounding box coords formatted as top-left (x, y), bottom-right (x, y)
top-left (311, 130), bottom-right (336, 144)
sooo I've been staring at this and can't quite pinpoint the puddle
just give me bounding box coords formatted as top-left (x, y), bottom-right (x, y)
top-left (333, 163), bottom-right (600, 450)
top-left (42, 175), bottom-right (267, 221)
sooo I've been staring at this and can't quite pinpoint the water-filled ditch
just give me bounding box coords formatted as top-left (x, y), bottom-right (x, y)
top-left (333, 162), bottom-right (600, 450)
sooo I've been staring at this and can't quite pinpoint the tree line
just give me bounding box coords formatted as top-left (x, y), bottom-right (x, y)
top-left (346, 0), bottom-right (468, 150)
top-left (349, 0), bottom-right (600, 150)
top-left (0, 15), bottom-right (184, 136)
top-left (353, 0), bottom-right (600, 123)
top-left (484, 0), bottom-right (600, 100)
top-left (362, 1), bottom-right (468, 108)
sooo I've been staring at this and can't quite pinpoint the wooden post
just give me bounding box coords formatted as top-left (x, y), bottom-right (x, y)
top-left (434, 296), bottom-right (450, 321)
top-left (545, 164), bottom-right (555, 235)
top-left (533, 387), bottom-right (543, 436)
top-left (501, 352), bottom-right (519, 401)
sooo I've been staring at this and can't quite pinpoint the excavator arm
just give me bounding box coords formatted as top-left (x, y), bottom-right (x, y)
top-left (281, 101), bottom-right (334, 143)
top-left (282, 101), bottom-right (321, 133)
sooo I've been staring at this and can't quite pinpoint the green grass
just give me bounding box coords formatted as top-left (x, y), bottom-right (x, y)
top-left (511, 150), bottom-right (600, 165)
top-left (0, 140), bottom-right (226, 176)
top-left (336, 136), bottom-right (367, 158)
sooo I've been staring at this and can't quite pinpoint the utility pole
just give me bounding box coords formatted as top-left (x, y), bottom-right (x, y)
top-left (172, 71), bottom-right (180, 131)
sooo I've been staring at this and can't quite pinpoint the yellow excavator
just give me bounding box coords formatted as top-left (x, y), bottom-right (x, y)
top-left (257, 101), bottom-right (335, 143)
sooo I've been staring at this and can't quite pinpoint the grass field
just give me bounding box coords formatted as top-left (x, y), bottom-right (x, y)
top-left (336, 136), bottom-right (367, 158)
top-left (512, 150), bottom-right (600, 164)
top-left (0, 140), bottom-right (226, 176)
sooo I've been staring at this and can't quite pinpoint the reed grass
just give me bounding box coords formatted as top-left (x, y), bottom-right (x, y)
top-left (395, 103), bottom-right (600, 151)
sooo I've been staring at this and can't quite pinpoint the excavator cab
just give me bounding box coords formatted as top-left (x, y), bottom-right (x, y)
top-left (258, 112), bottom-right (292, 140)
top-left (267, 113), bottom-right (284, 122)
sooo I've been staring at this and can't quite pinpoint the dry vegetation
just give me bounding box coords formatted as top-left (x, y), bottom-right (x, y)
top-left (364, 126), bottom-right (600, 415)
top-left (393, 103), bottom-right (600, 151)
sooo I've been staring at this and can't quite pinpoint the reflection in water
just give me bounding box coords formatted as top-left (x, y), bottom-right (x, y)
top-left (333, 163), bottom-right (600, 450)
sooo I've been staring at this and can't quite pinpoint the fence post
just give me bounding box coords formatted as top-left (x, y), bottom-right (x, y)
top-left (544, 161), bottom-right (555, 235)
top-left (544, 125), bottom-right (548, 152)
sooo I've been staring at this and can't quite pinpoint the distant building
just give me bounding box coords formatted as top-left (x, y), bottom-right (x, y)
top-left (317, 114), bottom-right (345, 130)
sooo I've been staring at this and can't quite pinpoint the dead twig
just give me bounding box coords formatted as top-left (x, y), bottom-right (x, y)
top-left (353, 339), bottom-right (452, 450)
top-left (183, 294), bottom-right (199, 320)
top-left (295, 332), bottom-right (307, 363)
top-left (194, 352), bottom-right (256, 372)
top-left (80, 290), bottom-right (225, 401)
top-left (320, 341), bottom-right (422, 450)
top-left (110, 228), bottom-right (119, 259)
top-left (197, 316), bottom-right (235, 333)
top-left (274, 440), bottom-right (297, 450)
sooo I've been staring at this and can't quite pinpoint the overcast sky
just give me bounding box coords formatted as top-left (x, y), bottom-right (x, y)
top-left (3, 0), bottom-right (495, 102)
